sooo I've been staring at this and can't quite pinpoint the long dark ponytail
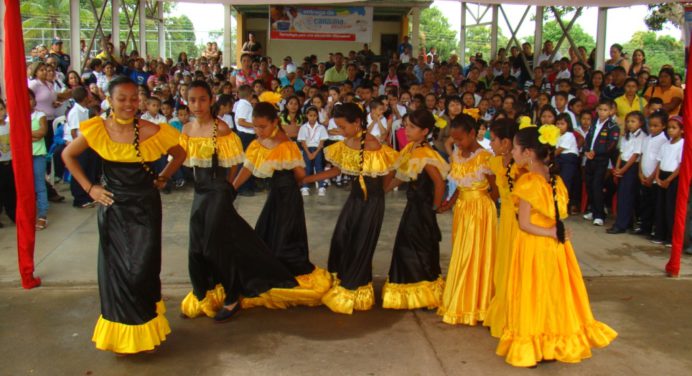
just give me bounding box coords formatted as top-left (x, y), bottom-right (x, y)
top-left (333, 103), bottom-right (369, 198)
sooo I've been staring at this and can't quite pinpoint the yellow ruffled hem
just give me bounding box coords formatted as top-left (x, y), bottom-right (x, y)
top-left (244, 140), bottom-right (306, 178)
top-left (321, 280), bottom-right (375, 315)
top-left (241, 267), bottom-right (333, 309)
top-left (394, 144), bottom-right (450, 182)
top-left (382, 277), bottom-right (444, 310)
top-left (496, 321), bottom-right (618, 368)
top-left (92, 301), bottom-right (171, 354)
top-left (437, 306), bottom-right (487, 326)
top-left (324, 141), bottom-right (398, 177)
top-left (244, 158), bottom-right (305, 179)
top-left (180, 284), bottom-right (225, 318)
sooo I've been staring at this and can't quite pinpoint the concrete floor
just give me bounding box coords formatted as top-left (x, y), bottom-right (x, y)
top-left (1, 182), bottom-right (691, 375)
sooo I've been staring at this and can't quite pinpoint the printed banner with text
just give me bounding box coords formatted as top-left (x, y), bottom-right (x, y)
top-left (269, 6), bottom-right (373, 43)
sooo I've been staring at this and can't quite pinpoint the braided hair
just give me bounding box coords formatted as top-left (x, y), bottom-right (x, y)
top-left (514, 127), bottom-right (565, 243)
top-left (333, 103), bottom-right (368, 197)
top-left (490, 118), bottom-right (518, 191)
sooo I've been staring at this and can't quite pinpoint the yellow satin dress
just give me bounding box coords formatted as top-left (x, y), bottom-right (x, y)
top-left (484, 157), bottom-right (521, 337)
top-left (438, 148), bottom-right (496, 325)
top-left (496, 172), bottom-right (617, 367)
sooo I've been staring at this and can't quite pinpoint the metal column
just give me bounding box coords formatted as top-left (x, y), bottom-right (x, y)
top-left (112, 0), bottom-right (120, 57)
top-left (595, 7), bottom-right (608, 71)
top-left (490, 4), bottom-right (499, 61)
top-left (223, 4), bottom-right (232, 68)
top-left (459, 2), bottom-right (466, 65)
top-left (139, 0), bottom-right (146, 57)
top-left (158, 0), bottom-right (165, 58)
top-left (70, 0), bottom-right (81, 72)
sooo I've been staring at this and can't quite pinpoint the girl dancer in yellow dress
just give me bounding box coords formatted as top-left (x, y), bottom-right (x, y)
top-left (437, 114), bottom-right (498, 325)
top-left (233, 101), bottom-right (332, 307)
top-left (496, 125), bottom-right (617, 367)
top-left (62, 76), bottom-right (186, 354)
top-left (483, 118), bottom-right (522, 337)
top-left (303, 103), bottom-right (398, 314)
top-left (382, 109), bottom-right (448, 310)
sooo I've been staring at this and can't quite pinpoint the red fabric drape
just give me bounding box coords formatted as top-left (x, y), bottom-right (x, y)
top-left (4, 0), bottom-right (40, 288)
top-left (666, 44), bottom-right (692, 277)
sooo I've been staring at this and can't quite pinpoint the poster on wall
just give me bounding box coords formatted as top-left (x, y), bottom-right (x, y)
top-left (269, 6), bottom-right (373, 43)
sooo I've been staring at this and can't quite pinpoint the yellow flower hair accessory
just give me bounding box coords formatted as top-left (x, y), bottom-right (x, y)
top-left (538, 124), bottom-right (561, 147)
top-left (462, 108), bottom-right (480, 120)
top-left (518, 116), bottom-right (536, 130)
top-left (433, 114), bottom-right (448, 129)
top-left (258, 91), bottom-right (282, 106)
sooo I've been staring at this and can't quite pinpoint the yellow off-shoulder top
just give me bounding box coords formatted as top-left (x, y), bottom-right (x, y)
top-left (489, 155), bottom-right (522, 201)
top-left (179, 132), bottom-right (244, 168)
top-left (448, 148), bottom-right (493, 191)
top-left (324, 141), bottom-right (399, 177)
top-left (511, 172), bottom-right (569, 227)
top-left (80, 117), bottom-right (179, 162)
top-left (394, 143), bottom-right (450, 182)
top-left (243, 140), bottom-right (305, 178)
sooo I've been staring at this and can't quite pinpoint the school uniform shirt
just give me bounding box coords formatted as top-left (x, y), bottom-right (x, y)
top-left (556, 109), bottom-right (578, 132)
top-left (0, 117), bottom-right (10, 161)
top-left (366, 114), bottom-right (388, 139)
top-left (557, 132), bottom-right (579, 155)
top-left (658, 139), bottom-right (684, 172)
top-left (478, 137), bottom-right (492, 151)
top-left (550, 94), bottom-right (575, 109)
top-left (584, 117), bottom-right (619, 159)
top-left (297, 122), bottom-right (329, 148)
top-left (327, 118), bottom-right (344, 141)
top-left (219, 114), bottom-right (234, 129)
top-left (233, 99), bottom-right (254, 134)
top-left (640, 132), bottom-right (668, 178)
top-left (619, 129), bottom-right (645, 162)
top-left (140, 112), bottom-right (167, 125)
top-left (65, 102), bottom-right (90, 143)
top-left (555, 69), bottom-right (571, 80)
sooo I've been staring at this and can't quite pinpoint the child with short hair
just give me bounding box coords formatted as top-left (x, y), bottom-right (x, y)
top-left (140, 96), bottom-right (166, 124)
top-left (583, 98), bottom-right (620, 226)
top-left (555, 113), bottom-right (580, 211)
top-left (635, 110), bottom-right (668, 236)
top-left (652, 116), bottom-right (684, 245)
top-left (366, 100), bottom-right (392, 144)
top-left (608, 111), bottom-right (646, 234)
top-left (29, 90), bottom-right (49, 230)
top-left (298, 106), bottom-right (329, 196)
top-left (162, 100), bottom-right (181, 131)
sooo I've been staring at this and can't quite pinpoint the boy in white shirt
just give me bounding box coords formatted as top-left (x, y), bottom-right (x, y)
top-left (635, 110), bottom-right (668, 236)
top-left (66, 87), bottom-right (100, 208)
top-left (298, 106), bottom-right (329, 196)
top-left (233, 85), bottom-right (257, 196)
top-left (140, 96), bottom-right (166, 124)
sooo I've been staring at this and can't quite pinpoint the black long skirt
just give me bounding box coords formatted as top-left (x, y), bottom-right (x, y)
top-left (188, 166), bottom-right (297, 305)
top-left (92, 161), bottom-right (170, 353)
top-left (382, 171), bottom-right (444, 310)
top-left (255, 170), bottom-right (315, 276)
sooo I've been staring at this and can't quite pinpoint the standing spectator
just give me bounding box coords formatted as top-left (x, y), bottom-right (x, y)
top-left (643, 68), bottom-right (683, 116)
top-left (66, 87), bottom-right (99, 208)
top-left (615, 78), bottom-right (647, 126)
top-left (652, 116), bottom-right (684, 245)
top-left (232, 53), bottom-right (258, 87)
top-left (48, 38), bottom-right (71, 75)
top-left (241, 32), bottom-right (263, 57)
top-left (298, 107), bottom-right (329, 196)
top-left (233, 85), bottom-right (256, 196)
top-left (604, 44), bottom-right (630, 74)
top-left (324, 52), bottom-right (348, 85)
top-left (536, 40), bottom-right (562, 65)
top-left (398, 35), bottom-right (413, 55)
top-left (628, 49), bottom-right (649, 78)
top-left (28, 90), bottom-right (50, 230)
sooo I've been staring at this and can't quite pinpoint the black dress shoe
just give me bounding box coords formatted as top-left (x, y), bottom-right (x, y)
top-left (629, 228), bottom-right (648, 235)
top-left (606, 227), bottom-right (626, 234)
top-left (214, 303), bottom-right (241, 323)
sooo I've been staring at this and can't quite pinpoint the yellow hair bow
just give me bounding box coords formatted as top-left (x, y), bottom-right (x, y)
top-left (433, 114), bottom-right (448, 129)
top-left (462, 108), bottom-right (480, 120)
top-left (518, 116), bottom-right (536, 130)
top-left (538, 124), bottom-right (561, 147)
top-left (258, 91), bottom-right (282, 106)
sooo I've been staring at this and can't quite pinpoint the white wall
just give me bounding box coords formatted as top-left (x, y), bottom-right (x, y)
top-left (246, 17), bottom-right (400, 63)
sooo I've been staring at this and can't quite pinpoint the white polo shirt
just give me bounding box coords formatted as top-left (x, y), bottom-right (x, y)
top-left (557, 132), bottom-right (579, 155)
top-left (658, 139), bottom-right (684, 172)
top-left (327, 118), bottom-right (344, 141)
top-left (65, 102), bottom-right (90, 143)
top-left (619, 129), bottom-right (644, 162)
top-left (233, 99), bottom-right (254, 134)
top-left (640, 132), bottom-right (668, 177)
top-left (298, 122), bottom-right (328, 148)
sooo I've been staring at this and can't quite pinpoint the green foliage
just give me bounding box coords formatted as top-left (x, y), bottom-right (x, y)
top-left (623, 31), bottom-right (684, 74)
top-left (165, 15), bottom-right (199, 59)
top-left (644, 3), bottom-right (683, 31)
top-left (465, 26), bottom-right (509, 61)
top-left (524, 21), bottom-right (595, 56)
top-left (419, 7), bottom-right (459, 60)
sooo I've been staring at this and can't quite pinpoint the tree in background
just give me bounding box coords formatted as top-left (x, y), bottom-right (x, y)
top-left (419, 7), bottom-right (459, 60)
top-left (623, 31), bottom-right (684, 74)
top-left (465, 26), bottom-right (508, 62)
top-left (524, 21), bottom-right (595, 57)
top-left (160, 15), bottom-right (199, 59)
top-left (645, 3), bottom-right (684, 32)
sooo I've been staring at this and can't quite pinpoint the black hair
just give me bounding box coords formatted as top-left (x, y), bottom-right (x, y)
top-left (252, 101), bottom-right (279, 122)
top-left (556, 113), bottom-right (574, 132)
top-left (648, 109), bottom-right (669, 129)
top-left (188, 79), bottom-right (213, 98)
top-left (177, 104), bottom-right (189, 113)
top-left (648, 97), bottom-right (664, 106)
top-left (538, 105), bottom-right (557, 126)
top-left (624, 111), bottom-right (647, 140)
top-left (305, 106), bottom-right (319, 117)
top-left (514, 127), bottom-right (565, 243)
top-left (28, 89), bottom-right (36, 100)
top-left (106, 75), bottom-right (136, 97)
top-left (491, 118), bottom-right (518, 192)
top-left (72, 86), bottom-right (88, 103)
top-left (408, 109), bottom-right (436, 143)
top-left (333, 103), bottom-right (367, 184)
top-left (212, 94), bottom-right (233, 118)
top-left (449, 113), bottom-right (478, 134)
top-left (598, 97), bottom-right (615, 109)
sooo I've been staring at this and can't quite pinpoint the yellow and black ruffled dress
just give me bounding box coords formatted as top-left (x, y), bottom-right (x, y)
top-left (497, 172), bottom-right (617, 367)
top-left (382, 144), bottom-right (449, 310)
top-left (81, 117), bottom-right (179, 354)
top-left (484, 157), bottom-right (522, 337)
top-left (438, 148), bottom-right (497, 326)
top-left (242, 140), bottom-right (331, 304)
top-left (321, 141), bottom-right (399, 314)
top-left (179, 133), bottom-right (307, 318)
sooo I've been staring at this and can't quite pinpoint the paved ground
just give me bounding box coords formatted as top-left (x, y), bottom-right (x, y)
top-left (0, 182), bottom-right (691, 375)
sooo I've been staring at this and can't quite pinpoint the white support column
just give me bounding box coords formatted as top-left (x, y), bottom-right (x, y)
top-left (595, 7), bottom-right (608, 71)
top-left (139, 0), bottom-right (146, 56)
top-left (70, 0), bottom-right (81, 72)
top-left (533, 6), bottom-right (544, 68)
top-left (112, 0), bottom-right (120, 57)
top-left (490, 5), bottom-right (499, 60)
top-left (0, 0), bottom-right (4, 99)
top-left (411, 7), bottom-right (420, 57)
top-left (158, 0), bottom-right (165, 58)
top-left (223, 4), bottom-right (232, 68)
top-left (459, 2), bottom-right (466, 65)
